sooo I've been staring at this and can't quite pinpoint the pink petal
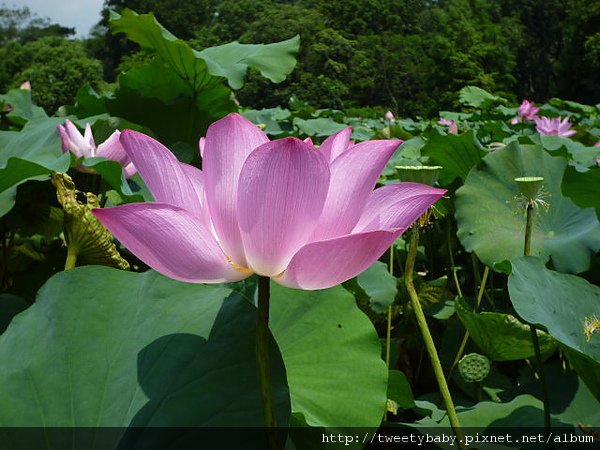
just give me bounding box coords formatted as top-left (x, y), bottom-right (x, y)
top-left (96, 131), bottom-right (136, 174)
top-left (178, 162), bottom-right (212, 230)
top-left (83, 123), bottom-right (95, 151)
top-left (123, 162), bottom-right (136, 179)
top-left (199, 137), bottom-right (206, 158)
top-left (311, 140), bottom-right (401, 241)
top-left (203, 113), bottom-right (269, 267)
top-left (319, 127), bottom-right (352, 163)
top-left (353, 183), bottom-right (446, 233)
top-left (119, 130), bottom-right (204, 220)
top-left (93, 203), bottom-right (249, 283)
top-left (58, 119), bottom-right (94, 158)
top-left (237, 137), bottom-right (330, 276)
top-left (276, 230), bottom-right (400, 290)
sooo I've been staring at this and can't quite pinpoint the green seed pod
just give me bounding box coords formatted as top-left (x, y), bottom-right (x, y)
top-left (458, 353), bottom-right (490, 383)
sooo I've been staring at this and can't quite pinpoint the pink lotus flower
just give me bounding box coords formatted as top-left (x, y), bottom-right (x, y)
top-left (511, 100), bottom-right (539, 124)
top-left (92, 114), bottom-right (444, 290)
top-left (438, 119), bottom-right (458, 135)
top-left (19, 81), bottom-right (31, 90)
top-left (534, 116), bottom-right (576, 138)
top-left (57, 119), bottom-right (137, 178)
top-left (385, 111), bottom-right (395, 122)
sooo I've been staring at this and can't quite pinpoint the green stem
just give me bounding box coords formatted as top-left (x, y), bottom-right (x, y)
top-left (524, 203), bottom-right (551, 438)
top-left (257, 276), bottom-right (277, 450)
top-left (524, 203), bottom-right (533, 257)
top-left (530, 324), bottom-right (551, 433)
top-left (384, 245), bottom-right (394, 421)
top-left (405, 226), bottom-right (465, 449)
top-left (385, 245), bottom-right (394, 370)
top-left (64, 246), bottom-right (78, 270)
top-left (446, 224), bottom-right (464, 298)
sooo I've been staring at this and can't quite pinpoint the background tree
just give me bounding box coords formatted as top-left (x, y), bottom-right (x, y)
top-left (0, 37), bottom-right (103, 113)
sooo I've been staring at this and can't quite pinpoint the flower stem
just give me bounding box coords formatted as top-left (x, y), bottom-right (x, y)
top-left (64, 246), bottom-right (78, 270)
top-left (384, 245), bottom-right (394, 421)
top-left (524, 203), bottom-right (533, 257)
top-left (523, 203), bottom-right (551, 436)
top-left (405, 226), bottom-right (465, 449)
top-left (257, 276), bottom-right (277, 450)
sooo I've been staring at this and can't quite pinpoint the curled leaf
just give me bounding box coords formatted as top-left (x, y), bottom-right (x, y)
top-left (51, 173), bottom-right (129, 270)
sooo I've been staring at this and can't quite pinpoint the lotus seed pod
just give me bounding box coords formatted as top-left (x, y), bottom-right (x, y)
top-left (458, 353), bottom-right (490, 383)
top-left (396, 165), bottom-right (443, 186)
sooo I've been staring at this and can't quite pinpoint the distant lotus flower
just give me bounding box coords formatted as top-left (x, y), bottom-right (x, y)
top-left (438, 118), bottom-right (458, 135)
top-left (511, 99), bottom-right (539, 124)
top-left (385, 111), bottom-right (395, 122)
top-left (595, 141), bottom-right (600, 147)
top-left (57, 119), bottom-right (137, 178)
top-left (93, 114), bottom-right (444, 290)
top-left (19, 81), bottom-right (31, 90)
top-left (534, 116), bottom-right (576, 138)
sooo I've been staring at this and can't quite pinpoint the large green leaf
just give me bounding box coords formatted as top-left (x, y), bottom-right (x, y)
top-left (0, 88), bottom-right (47, 126)
top-left (105, 9), bottom-right (298, 147)
top-left (293, 117), bottom-right (347, 137)
top-left (508, 257), bottom-right (600, 399)
top-left (110, 9), bottom-right (299, 90)
top-left (458, 86), bottom-right (503, 108)
top-left (0, 267), bottom-right (290, 448)
top-left (539, 134), bottom-right (600, 170)
top-left (562, 347), bottom-right (600, 402)
top-left (357, 261), bottom-right (397, 314)
top-left (0, 118), bottom-right (71, 216)
top-left (415, 394), bottom-right (547, 428)
top-left (455, 142), bottom-right (600, 273)
top-left (414, 367), bottom-right (600, 429)
top-left (269, 283), bottom-right (388, 428)
top-left (107, 59), bottom-right (234, 147)
top-left (454, 297), bottom-right (556, 361)
top-left (242, 107), bottom-right (292, 136)
top-left (421, 130), bottom-right (486, 185)
top-left (200, 38), bottom-right (300, 89)
top-left (562, 165), bottom-right (600, 220)
top-left (0, 293), bottom-right (28, 334)
top-left (387, 370), bottom-right (415, 410)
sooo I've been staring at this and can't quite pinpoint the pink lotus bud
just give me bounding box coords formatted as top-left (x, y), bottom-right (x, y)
top-left (438, 119), bottom-right (458, 135)
top-left (57, 119), bottom-right (137, 178)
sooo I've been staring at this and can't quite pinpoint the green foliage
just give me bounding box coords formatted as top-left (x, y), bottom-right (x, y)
top-left (357, 261), bottom-right (397, 314)
top-left (509, 257), bottom-right (600, 399)
top-left (455, 141), bottom-right (600, 273)
top-left (269, 283), bottom-right (388, 428)
top-left (0, 0), bottom-right (599, 437)
top-left (455, 297), bottom-right (556, 361)
top-left (421, 130), bottom-right (486, 185)
top-left (0, 37), bottom-right (103, 113)
top-left (84, 9), bottom-right (299, 148)
top-left (387, 370), bottom-right (415, 411)
top-left (0, 268), bottom-right (291, 437)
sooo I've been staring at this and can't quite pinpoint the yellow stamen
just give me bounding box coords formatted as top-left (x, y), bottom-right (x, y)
top-left (226, 255), bottom-right (253, 275)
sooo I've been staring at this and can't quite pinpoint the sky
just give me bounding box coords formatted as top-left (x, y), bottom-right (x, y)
top-left (11, 0), bottom-right (106, 38)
